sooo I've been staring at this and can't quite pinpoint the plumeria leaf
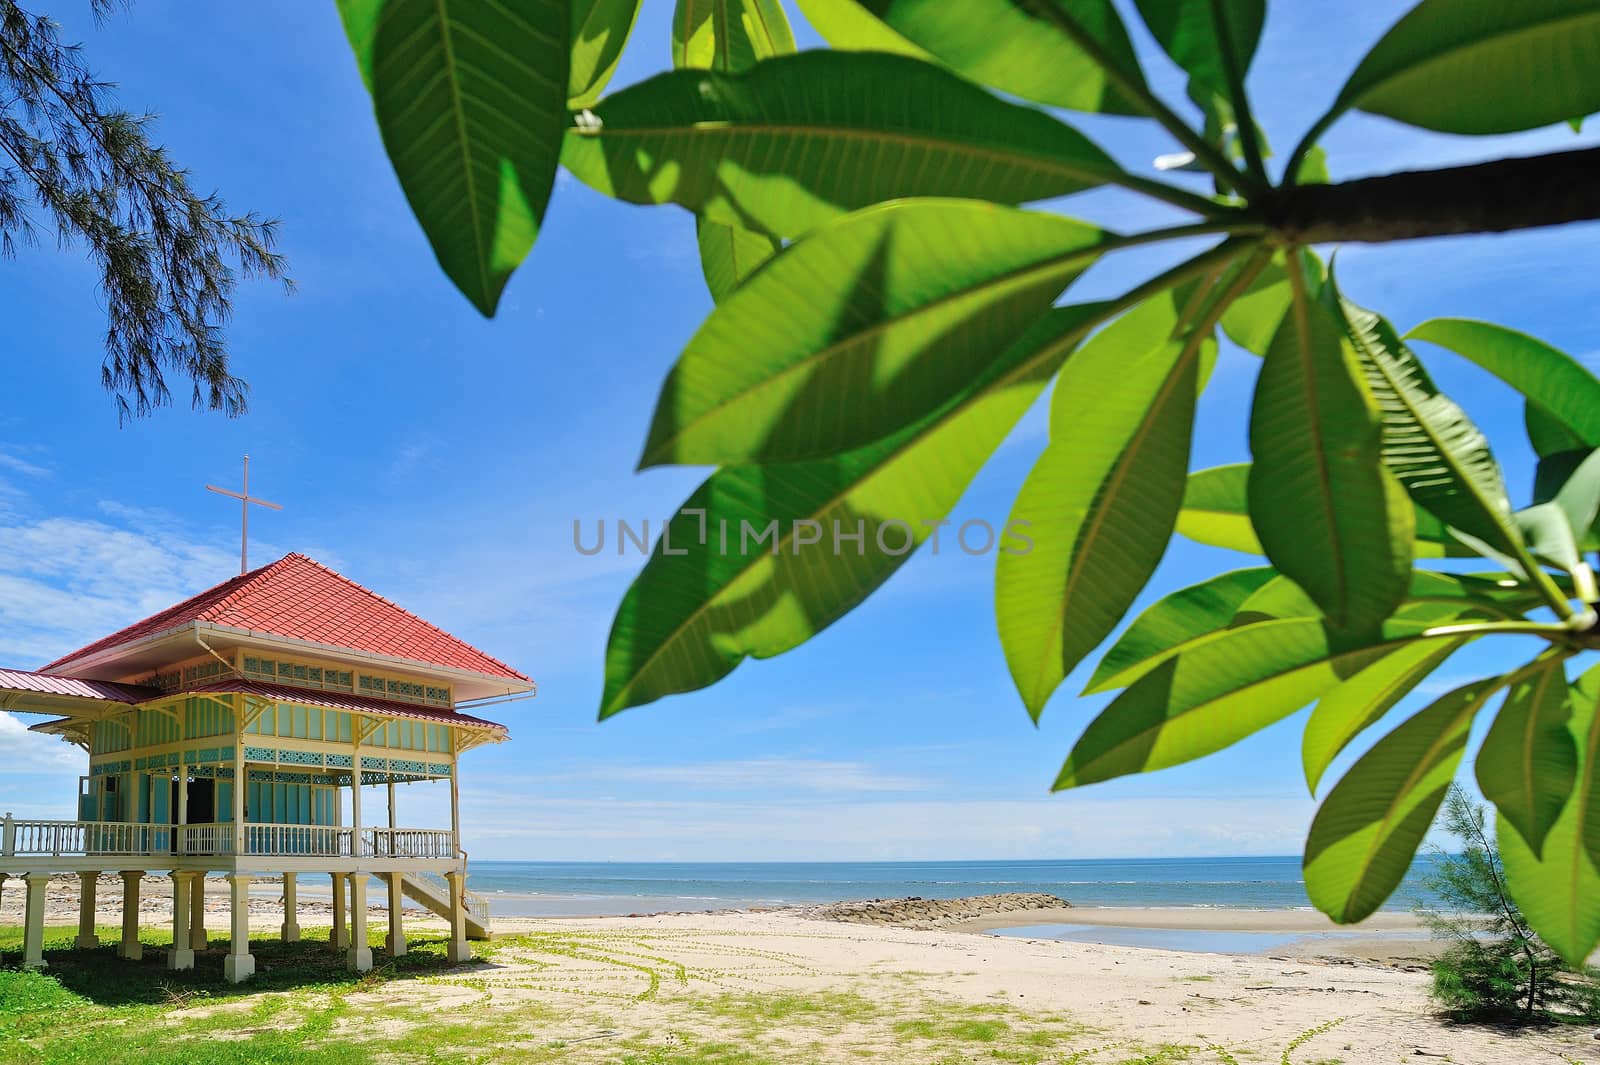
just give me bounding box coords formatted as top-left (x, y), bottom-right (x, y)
top-left (641, 200), bottom-right (1109, 466)
top-left (795, 0), bottom-right (1149, 114)
top-left (1478, 657), bottom-right (1576, 856)
top-left (1305, 676), bottom-right (1500, 923)
top-left (1500, 663), bottom-right (1600, 966)
top-left (1248, 278), bottom-right (1413, 632)
top-left (997, 292), bottom-right (1207, 719)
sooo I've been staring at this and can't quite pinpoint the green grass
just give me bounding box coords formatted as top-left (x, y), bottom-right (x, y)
top-left (0, 924), bottom-right (1373, 1065)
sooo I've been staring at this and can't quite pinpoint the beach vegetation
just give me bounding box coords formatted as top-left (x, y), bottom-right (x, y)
top-left (1423, 785), bottom-right (1600, 1023)
top-left (336, 0), bottom-right (1600, 961)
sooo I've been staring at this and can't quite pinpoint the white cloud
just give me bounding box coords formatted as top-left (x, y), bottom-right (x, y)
top-left (0, 712), bottom-right (84, 774)
top-left (572, 758), bottom-right (935, 794)
top-left (447, 791), bottom-right (1320, 862)
top-left (0, 452), bottom-right (49, 478)
top-left (0, 512), bottom-right (236, 668)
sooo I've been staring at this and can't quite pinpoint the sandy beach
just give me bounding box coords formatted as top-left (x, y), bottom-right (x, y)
top-left (4, 877), bottom-right (1593, 1063)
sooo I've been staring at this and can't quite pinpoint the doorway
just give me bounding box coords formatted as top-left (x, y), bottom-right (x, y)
top-left (172, 778), bottom-right (216, 824)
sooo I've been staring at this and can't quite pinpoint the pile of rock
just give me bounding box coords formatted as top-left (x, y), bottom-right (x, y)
top-left (801, 892), bottom-right (1071, 930)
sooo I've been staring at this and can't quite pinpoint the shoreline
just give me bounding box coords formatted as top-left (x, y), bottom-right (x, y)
top-left (0, 877), bottom-right (1444, 964)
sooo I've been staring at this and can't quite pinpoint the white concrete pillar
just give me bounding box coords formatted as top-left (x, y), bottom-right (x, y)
top-left (223, 873), bottom-right (254, 983)
top-left (21, 872), bottom-right (49, 969)
top-left (449, 755), bottom-right (461, 860)
top-left (280, 872), bottom-right (300, 942)
top-left (166, 872), bottom-right (194, 971)
top-left (351, 755), bottom-right (363, 857)
top-left (75, 871), bottom-right (99, 949)
top-left (330, 872), bottom-right (348, 951)
top-left (385, 871), bottom-right (406, 957)
top-left (118, 871), bottom-right (143, 960)
top-left (443, 870), bottom-right (469, 964)
top-left (346, 874), bottom-right (372, 972)
top-left (232, 737), bottom-right (246, 857)
top-left (190, 875), bottom-right (208, 950)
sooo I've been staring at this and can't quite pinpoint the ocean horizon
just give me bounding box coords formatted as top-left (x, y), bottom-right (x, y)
top-left (460, 856), bottom-right (1442, 918)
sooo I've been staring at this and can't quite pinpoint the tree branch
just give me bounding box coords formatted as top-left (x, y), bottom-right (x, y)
top-left (1261, 147), bottom-right (1600, 245)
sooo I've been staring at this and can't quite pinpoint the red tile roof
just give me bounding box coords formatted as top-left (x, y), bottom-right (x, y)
top-left (188, 679), bottom-right (508, 732)
top-left (40, 553), bottom-right (529, 682)
top-left (0, 667), bottom-right (156, 703)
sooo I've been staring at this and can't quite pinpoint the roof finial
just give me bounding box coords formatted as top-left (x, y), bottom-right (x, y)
top-left (205, 454), bottom-right (283, 575)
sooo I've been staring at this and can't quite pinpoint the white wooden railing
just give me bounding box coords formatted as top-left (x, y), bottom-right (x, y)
top-left (244, 823), bottom-right (355, 857)
top-left (2, 815), bottom-right (455, 861)
top-left (363, 828), bottom-right (455, 859)
top-left (3, 819), bottom-right (172, 857)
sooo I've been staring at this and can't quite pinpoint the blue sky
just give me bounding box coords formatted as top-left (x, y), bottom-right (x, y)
top-left (1, 1), bottom-right (1596, 862)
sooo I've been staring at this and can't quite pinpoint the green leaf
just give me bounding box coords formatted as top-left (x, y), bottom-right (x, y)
top-left (1513, 501), bottom-right (1582, 573)
top-left (1478, 657), bottom-right (1575, 856)
top-left (1178, 463), bottom-right (1477, 560)
top-left (673, 0), bottom-right (795, 68)
top-left (570, 0), bottom-right (642, 108)
top-left (794, 0), bottom-right (928, 57)
top-left (1294, 143), bottom-right (1330, 185)
top-left (1217, 251), bottom-right (1322, 357)
top-left (1304, 676), bottom-right (1499, 924)
top-left (561, 51), bottom-right (1126, 242)
top-left (997, 293), bottom-right (1208, 719)
top-left (1247, 282), bottom-right (1414, 631)
top-left (1054, 617), bottom-right (1449, 790)
top-left (336, 0), bottom-right (568, 316)
top-left (641, 200), bottom-right (1108, 467)
top-left (1321, 0), bottom-right (1600, 136)
top-left (1133, 0), bottom-right (1265, 118)
top-left (795, 0), bottom-right (1148, 114)
top-left (1500, 664), bottom-right (1600, 967)
top-left (1089, 569), bottom-right (1535, 701)
top-left (670, 0), bottom-right (798, 302)
top-left (1337, 292), bottom-right (1520, 557)
top-left (1407, 318), bottom-right (1600, 448)
top-left (695, 215), bottom-right (783, 303)
top-left (1085, 567), bottom-right (1277, 695)
top-left (1176, 464), bottom-right (1263, 555)
top-left (601, 303), bottom-right (1107, 717)
top-left (1526, 402), bottom-right (1588, 459)
top-left (1302, 637), bottom-right (1470, 794)
top-left (1534, 447), bottom-right (1600, 545)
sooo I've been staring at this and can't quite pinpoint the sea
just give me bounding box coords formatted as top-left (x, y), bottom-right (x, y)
top-left (461, 856), bottom-right (1442, 918)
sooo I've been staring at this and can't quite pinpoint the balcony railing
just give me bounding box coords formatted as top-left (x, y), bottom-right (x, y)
top-left (1, 817), bottom-right (455, 861)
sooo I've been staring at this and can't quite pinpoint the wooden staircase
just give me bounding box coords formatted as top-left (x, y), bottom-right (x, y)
top-left (399, 871), bottom-right (491, 940)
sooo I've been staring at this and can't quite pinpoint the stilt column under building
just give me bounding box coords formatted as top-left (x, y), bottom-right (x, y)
top-left (281, 872), bottom-right (300, 942)
top-left (75, 871), bottom-right (99, 949)
top-left (385, 871), bottom-right (406, 957)
top-left (330, 872), bottom-right (348, 951)
top-left (118, 871), bottom-right (143, 960)
top-left (190, 875), bottom-right (207, 950)
top-left (347, 874), bottom-right (373, 972)
top-left (166, 872), bottom-right (195, 971)
top-left (444, 870), bottom-right (470, 964)
top-left (223, 873), bottom-right (255, 983)
top-left (21, 872), bottom-right (49, 969)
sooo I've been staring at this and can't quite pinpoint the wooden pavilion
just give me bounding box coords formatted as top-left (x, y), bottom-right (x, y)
top-left (0, 553), bottom-right (531, 981)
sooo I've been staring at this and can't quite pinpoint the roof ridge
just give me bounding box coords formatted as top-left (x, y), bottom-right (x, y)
top-left (200, 554), bottom-right (300, 621)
